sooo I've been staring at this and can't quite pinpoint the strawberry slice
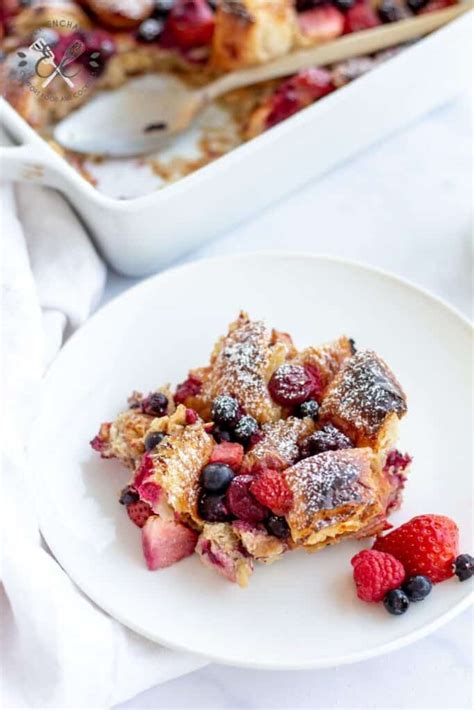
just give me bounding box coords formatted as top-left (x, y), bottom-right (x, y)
top-left (127, 500), bottom-right (153, 528)
top-left (163, 0), bottom-right (214, 49)
top-left (209, 442), bottom-right (244, 470)
top-left (298, 5), bottom-right (345, 42)
top-left (344, 2), bottom-right (381, 33)
top-left (142, 516), bottom-right (198, 570)
top-left (250, 470), bottom-right (293, 516)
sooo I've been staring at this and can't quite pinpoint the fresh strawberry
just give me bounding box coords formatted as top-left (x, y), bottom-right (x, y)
top-left (298, 5), bottom-right (345, 42)
top-left (344, 2), bottom-right (381, 33)
top-left (127, 500), bottom-right (153, 528)
top-left (142, 516), bottom-right (198, 570)
top-left (137, 481), bottom-right (163, 507)
top-left (163, 0), bottom-right (214, 49)
top-left (373, 515), bottom-right (459, 583)
top-left (209, 442), bottom-right (244, 470)
top-left (351, 549), bottom-right (405, 602)
top-left (250, 470), bottom-right (293, 516)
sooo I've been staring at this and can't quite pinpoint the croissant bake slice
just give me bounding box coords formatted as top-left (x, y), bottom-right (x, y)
top-left (284, 448), bottom-right (393, 549)
top-left (320, 350), bottom-right (407, 453)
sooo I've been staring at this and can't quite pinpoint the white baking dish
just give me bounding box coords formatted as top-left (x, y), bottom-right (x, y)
top-left (0, 13), bottom-right (471, 277)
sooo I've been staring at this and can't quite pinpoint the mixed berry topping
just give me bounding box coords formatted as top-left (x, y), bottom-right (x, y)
top-left (299, 424), bottom-right (353, 459)
top-left (119, 486), bottom-right (140, 506)
top-left (383, 449), bottom-right (412, 474)
top-left (250, 470), bottom-right (293, 516)
top-left (163, 0), bottom-right (215, 49)
top-left (343, 2), bottom-right (381, 32)
top-left (141, 392), bottom-right (169, 417)
top-left (185, 408), bottom-right (199, 424)
top-left (234, 414), bottom-right (259, 443)
top-left (378, 0), bottom-right (409, 22)
top-left (198, 492), bottom-right (231, 522)
top-left (295, 399), bottom-right (320, 420)
top-left (133, 453), bottom-right (155, 488)
top-left (383, 588), bottom-right (410, 615)
top-left (226, 475), bottom-right (269, 523)
top-left (126, 500), bottom-right (153, 527)
top-left (212, 394), bottom-right (241, 427)
top-left (144, 430), bottom-right (166, 451)
top-left (265, 515), bottom-right (290, 540)
top-left (209, 441), bottom-right (244, 469)
top-left (153, 0), bottom-right (175, 16)
top-left (407, 0), bottom-right (428, 10)
top-left (174, 375), bottom-right (202, 404)
top-left (265, 69), bottom-right (335, 130)
top-left (268, 364), bottom-right (316, 407)
top-left (137, 17), bottom-right (165, 41)
top-left (454, 554), bottom-right (474, 582)
top-left (201, 462), bottom-right (235, 493)
top-left (402, 575), bottom-right (432, 601)
top-left (210, 425), bottom-right (232, 443)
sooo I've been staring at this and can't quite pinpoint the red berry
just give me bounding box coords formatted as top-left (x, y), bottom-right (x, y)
top-left (297, 5), bottom-right (345, 42)
top-left (384, 449), bottom-right (412, 474)
top-left (344, 3), bottom-right (381, 33)
top-left (209, 442), bottom-right (244, 470)
top-left (351, 549), bottom-right (406, 602)
top-left (175, 375), bottom-right (202, 404)
top-left (268, 364), bottom-right (319, 406)
top-left (185, 408), bottom-right (199, 424)
top-left (266, 69), bottom-right (334, 129)
top-left (164, 0), bottom-right (214, 49)
top-left (373, 515), bottom-right (459, 583)
top-left (133, 453), bottom-right (154, 488)
top-left (250, 469), bottom-right (293, 516)
top-left (226, 475), bottom-right (269, 523)
top-left (90, 422), bottom-right (112, 457)
top-left (127, 500), bottom-right (153, 528)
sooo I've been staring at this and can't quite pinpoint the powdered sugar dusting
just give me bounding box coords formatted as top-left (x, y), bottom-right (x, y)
top-left (321, 350), bottom-right (407, 436)
top-left (249, 417), bottom-right (314, 468)
top-left (285, 449), bottom-right (371, 525)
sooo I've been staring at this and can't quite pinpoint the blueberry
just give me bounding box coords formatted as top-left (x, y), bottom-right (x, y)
top-left (403, 575), bottom-right (432, 601)
top-left (296, 0), bottom-right (326, 9)
top-left (144, 431), bottom-right (165, 451)
top-left (332, 0), bottom-right (356, 9)
top-left (378, 0), bottom-right (406, 22)
top-left (349, 338), bottom-right (357, 355)
top-left (295, 399), bottom-right (320, 420)
top-left (383, 589), bottom-right (410, 615)
top-left (454, 554), bottom-right (474, 582)
top-left (137, 18), bottom-right (164, 42)
top-left (265, 515), bottom-right (290, 540)
top-left (119, 486), bottom-right (139, 505)
top-left (299, 424), bottom-right (352, 459)
top-left (234, 415), bottom-right (259, 443)
top-left (212, 395), bottom-right (240, 427)
top-left (201, 463), bottom-right (235, 493)
top-left (141, 392), bottom-right (168, 416)
top-left (406, 0), bottom-right (428, 11)
top-left (211, 425), bottom-right (232, 443)
top-left (198, 492), bottom-right (231, 522)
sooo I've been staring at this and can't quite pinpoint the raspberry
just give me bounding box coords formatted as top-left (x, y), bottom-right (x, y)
top-left (209, 442), bottom-right (244, 470)
top-left (268, 364), bottom-right (315, 406)
top-left (175, 375), bottom-right (202, 404)
top-left (226, 475), bottom-right (269, 523)
top-left (250, 470), bottom-right (293, 516)
top-left (344, 2), bottom-right (381, 32)
top-left (185, 408), bottom-right (199, 424)
top-left (127, 500), bottom-right (153, 528)
top-left (351, 549), bottom-right (405, 602)
top-left (373, 515), bottom-right (459, 583)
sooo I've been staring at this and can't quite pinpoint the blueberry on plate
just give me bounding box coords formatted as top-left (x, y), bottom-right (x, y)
top-left (211, 395), bottom-right (241, 427)
top-left (144, 430), bottom-right (166, 451)
top-left (119, 486), bottom-right (139, 505)
top-left (198, 492), bottom-right (231, 522)
top-left (201, 463), bottom-right (235, 493)
top-left (295, 399), bottom-right (319, 420)
top-left (383, 588), bottom-right (410, 615)
top-left (265, 515), bottom-right (290, 539)
top-left (403, 575), bottom-right (432, 601)
top-left (233, 415), bottom-right (259, 442)
top-left (454, 553), bottom-right (474, 581)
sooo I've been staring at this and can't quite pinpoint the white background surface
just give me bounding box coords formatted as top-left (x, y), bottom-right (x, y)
top-left (104, 92), bottom-right (472, 709)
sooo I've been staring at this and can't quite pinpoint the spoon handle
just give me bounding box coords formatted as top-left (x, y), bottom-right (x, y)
top-left (203, 2), bottom-right (472, 101)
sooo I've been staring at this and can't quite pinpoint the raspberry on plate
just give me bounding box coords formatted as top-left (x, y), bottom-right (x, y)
top-left (373, 514), bottom-right (459, 583)
top-left (351, 549), bottom-right (405, 602)
top-left (250, 469), bottom-right (293, 517)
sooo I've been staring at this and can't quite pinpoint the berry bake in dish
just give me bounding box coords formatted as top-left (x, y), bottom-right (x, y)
top-left (90, 312), bottom-right (412, 586)
top-left (1, 0), bottom-right (458, 188)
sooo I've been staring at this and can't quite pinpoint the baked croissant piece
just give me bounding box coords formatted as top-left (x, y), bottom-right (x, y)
top-left (91, 313), bottom-right (411, 586)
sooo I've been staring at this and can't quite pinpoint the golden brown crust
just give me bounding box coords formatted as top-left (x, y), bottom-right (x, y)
top-left (319, 350), bottom-right (407, 451)
top-left (243, 416), bottom-right (315, 471)
top-left (211, 0), bottom-right (295, 70)
top-left (284, 448), bottom-right (387, 547)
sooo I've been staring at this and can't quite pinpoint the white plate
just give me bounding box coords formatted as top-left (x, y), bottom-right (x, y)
top-left (30, 253), bottom-right (473, 669)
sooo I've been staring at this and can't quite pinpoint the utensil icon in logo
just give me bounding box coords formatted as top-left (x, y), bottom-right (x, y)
top-left (41, 38), bottom-right (85, 89)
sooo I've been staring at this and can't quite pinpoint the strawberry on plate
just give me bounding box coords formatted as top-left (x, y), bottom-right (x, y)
top-left (373, 514), bottom-right (459, 583)
top-left (142, 516), bottom-right (198, 570)
top-left (250, 469), bottom-right (293, 517)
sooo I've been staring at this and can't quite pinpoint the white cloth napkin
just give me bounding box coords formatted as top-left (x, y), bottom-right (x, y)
top-left (0, 174), bottom-right (206, 708)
